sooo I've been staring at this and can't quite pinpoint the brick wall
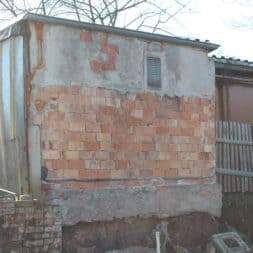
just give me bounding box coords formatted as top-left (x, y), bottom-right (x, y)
top-left (32, 85), bottom-right (215, 188)
top-left (0, 200), bottom-right (62, 252)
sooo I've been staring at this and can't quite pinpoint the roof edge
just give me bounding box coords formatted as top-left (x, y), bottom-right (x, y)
top-left (212, 55), bottom-right (253, 72)
top-left (1, 12), bottom-right (219, 52)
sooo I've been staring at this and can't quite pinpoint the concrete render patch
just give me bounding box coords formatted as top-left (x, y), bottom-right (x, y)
top-left (60, 183), bottom-right (222, 226)
top-left (30, 24), bottom-right (215, 97)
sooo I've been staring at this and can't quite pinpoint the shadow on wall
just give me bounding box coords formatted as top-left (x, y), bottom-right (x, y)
top-left (222, 193), bottom-right (253, 241)
top-left (62, 213), bottom-right (222, 253)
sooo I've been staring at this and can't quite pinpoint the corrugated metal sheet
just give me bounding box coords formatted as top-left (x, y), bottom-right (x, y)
top-left (0, 36), bottom-right (28, 195)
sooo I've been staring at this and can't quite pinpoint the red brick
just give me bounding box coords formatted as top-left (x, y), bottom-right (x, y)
top-left (95, 151), bottom-right (110, 160)
top-left (135, 127), bottom-right (155, 136)
top-left (204, 129), bottom-right (215, 138)
top-left (198, 152), bottom-right (210, 160)
top-left (68, 141), bottom-right (84, 151)
top-left (47, 112), bottom-right (65, 121)
top-left (35, 100), bottom-right (46, 111)
top-left (90, 60), bottom-right (104, 73)
top-left (51, 160), bottom-right (68, 170)
top-left (85, 160), bottom-right (100, 169)
top-left (139, 169), bottom-right (153, 177)
top-left (101, 44), bottom-right (119, 55)
top-left (67, 131), bottom-right (81, 141)
top-left (86, 122), bottom-right (101, 132)
top-left (64, 169), bottom-right (79, 178)
top-left (80, 30), bottom-right (93, 42)
top-left (79, 151), bottom-right (94, 159)
top-left (59, 94), bottom-right (77, 103)
top-left (153, 168), bottom-right (178, 177)
top-left (67, 113), bottom-right (82, 122)
top-left (48, 169), bottom-right (64, 178)
top-left (69, 86), bottom-right (81, 95)
top-left (80, 133), bottom-right (97, 142)
top-left (128, 117), bottom-right (142, 126)
top-left (99, 106), bottom-right (116, 115)
top-left (115, 160), bottom-right (130, 169)
top-left (156, 127), bottom-right (170, 135)
top-left (101, 123), bottom-right (115, 133)
top-left (97, 133), bottom-right (111, 142)
top-left (63, 151), bottom-right (79, 160)
top-left (79, 169), bottom-right (111, 179)
top-left (37, 86), bottom-right (215, 183)
top-left (46, 130), bottom-right (65, 141)
top-left (83, 142), bottom-right (100, 151)
top-left (49, 141), bottom-right (67, 150)
top-left (143, 160), bottom-right (157, 169)
top-left (69, 122), bottom-right (85, 132)
top-left (105, 97), bottom-right (121, 108)
top-left (121, 99), bottom-right (135, 110)
top-left (68, 160), bottom-right (84, 169)
top-left (84, 114), bottom-right (96, 122)
top-left (200, 114), bottom-right (209, 121)
top-left (100, 142), bottom-right (114, 151)
top-left (42, 150), bottom-right (61, 160)
top-left (111, 169), bottom-right (127, 178)
top-left (101, 160), bottom-right (115, 170)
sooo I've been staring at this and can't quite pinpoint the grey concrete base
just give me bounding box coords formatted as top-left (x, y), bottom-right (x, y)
top-left (105, 247), bottom-right (155, 253)
top-left (60, 183), bottom-right (222, 225)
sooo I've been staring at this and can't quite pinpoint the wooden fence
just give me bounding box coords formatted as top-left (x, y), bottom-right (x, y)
top-left (216, 121), bottom-right (253, 192)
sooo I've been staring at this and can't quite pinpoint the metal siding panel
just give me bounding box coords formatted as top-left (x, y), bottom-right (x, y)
top-left (14, 36), bottom-right (28, 194)
top-left (0, 42), bottom-right (8, 188)
top-left (0, 37), bottom-right (27, 194)
top-left (2, 40), bottom-right (11, 140)
top-left (29, 126), bottom-right (41, 198)
top-left (1, 39), bottom-right (17, 192)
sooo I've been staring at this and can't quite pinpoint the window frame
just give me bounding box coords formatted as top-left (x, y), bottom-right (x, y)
top-left (145, 51), bottom-right (165, 90)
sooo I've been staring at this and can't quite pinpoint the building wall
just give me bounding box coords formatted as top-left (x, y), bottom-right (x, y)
top-left (27, 21), bottom-right (221, 226)
top-left (216, 82), bottom-right (253, 124)
top-left (0, 200), bottom-right (61, 253)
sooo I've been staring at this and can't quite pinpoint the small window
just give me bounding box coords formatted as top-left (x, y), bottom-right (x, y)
top-left (147, 56), bottom-right (161, 88)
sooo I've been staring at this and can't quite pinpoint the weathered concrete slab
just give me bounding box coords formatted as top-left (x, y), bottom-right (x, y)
top-left (59, 183), bottom-right (222, 225)
top-left (105, 246), bottom-right (155, 253)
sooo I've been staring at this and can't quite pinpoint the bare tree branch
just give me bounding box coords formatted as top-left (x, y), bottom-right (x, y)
top-left (0, 0), bottom-right (192, 34)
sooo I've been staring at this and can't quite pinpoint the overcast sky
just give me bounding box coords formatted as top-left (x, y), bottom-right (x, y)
top-left (0, 0), bottom-right (252, 60)
top-left (165, 0), bottom-right (253, 60)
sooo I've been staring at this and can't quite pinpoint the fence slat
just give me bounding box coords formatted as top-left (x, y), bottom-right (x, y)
top-left (216, 120), bottom-right (253, 193)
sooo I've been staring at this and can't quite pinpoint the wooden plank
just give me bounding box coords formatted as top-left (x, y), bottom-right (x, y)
top-left (223, 122), bottom-right (227, 192)
top-left (215, 120), bottom-right (253, 193)
top-left (238, 122), bottom-right (245, 192)
top-left (215, 168), bottom-right (253, 177)
top-left (234, 121), bottom-right (240, 192)
top-left (217, 121), bottom-right (223, 190)
top-left (249, 125), bottom-right (253, 192)
top-left (216, 122), bottom-right (222, 186)
top-left (216, 138), bottom-right (253, 146)
top-left (247, 125), bottom-right (253, 192)
top-left (229, 121), bottom-right (236, 192)
top-left (245, 124), bottom-right (250, 192)
top-left (225, 121), bottom-right (231, 192)
top-left (243, 123), bottom-right (248, 192)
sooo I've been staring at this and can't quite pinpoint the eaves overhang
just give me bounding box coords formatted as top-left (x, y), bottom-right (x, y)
top-left (0, 13), bottom-right (219, 52)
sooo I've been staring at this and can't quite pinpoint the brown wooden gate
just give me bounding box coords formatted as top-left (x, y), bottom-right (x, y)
top-left (216, 121), bottom-right (253, 192)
